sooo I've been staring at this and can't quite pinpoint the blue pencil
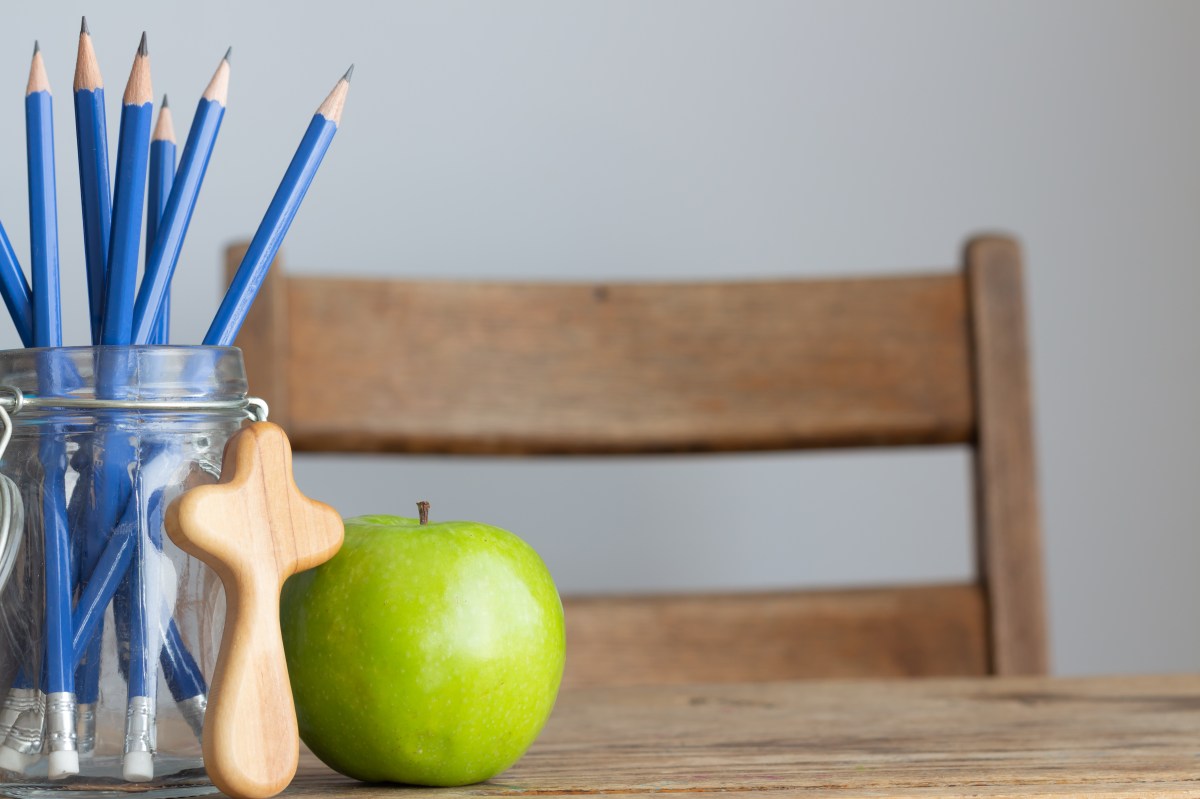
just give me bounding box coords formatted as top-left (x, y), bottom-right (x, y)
top-left (123, 463), bottom-right (161, 782)
top-left (27, 44), bottom-right (60, 350)
top-left (73, 17), bottom-right (112, 345)
top-left (123, 51), bottom-right (224, 776)
top-left (147, 96), bottom-right (176, 345)
top-left (100, 33), bottom-right (153, 346)
top-left (131, 50), bottom-right (231, 345)
top-left (89, 355), bottom-right (148, 779)
top-left (205, 66), bottom-right (351, 347)
top-left (92, 34), bottom-right (156, 782)
top-left (0, 221), bottom-right (33, 347)
top-left (68, 456), bottom-right (103, 755)
top-left (145, 98), bottom-right (210, 727)
top-left (24, 43), bottom-right (78, 780)
top-left (71, 19), bottom-right (113, 750)
top-left (71, 522), bottom-right (134, 664)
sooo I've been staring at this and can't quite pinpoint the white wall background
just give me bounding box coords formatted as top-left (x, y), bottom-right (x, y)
top-left (0, 1), bottom-right (1198, 676)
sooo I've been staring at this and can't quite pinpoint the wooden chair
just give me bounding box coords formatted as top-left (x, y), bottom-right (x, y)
top-left (225, 234), bottom-right (1047, 686)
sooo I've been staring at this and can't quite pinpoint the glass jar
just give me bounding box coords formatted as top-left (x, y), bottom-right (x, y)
top-left (0, 346), bottom-right (253, 797)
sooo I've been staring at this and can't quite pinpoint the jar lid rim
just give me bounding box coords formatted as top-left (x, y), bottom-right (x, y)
top-left (0, 389), bottom-right (267, 421)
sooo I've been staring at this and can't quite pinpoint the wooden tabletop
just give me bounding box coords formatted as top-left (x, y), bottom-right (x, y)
top-left (285, 674), bottom-right (1200, 798)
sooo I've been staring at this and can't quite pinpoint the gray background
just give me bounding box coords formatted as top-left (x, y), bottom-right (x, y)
top-left (1, 1), bottom-right (1197, 676)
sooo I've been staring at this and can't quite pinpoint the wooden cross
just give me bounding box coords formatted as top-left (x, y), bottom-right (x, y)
top-left (166, 422), bottom-right (343, 799)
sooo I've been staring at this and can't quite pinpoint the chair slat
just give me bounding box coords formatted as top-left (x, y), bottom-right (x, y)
top-left (562, 584), bottom-right (989, 688)
top-left (263, 272), bottom-right (975, 454)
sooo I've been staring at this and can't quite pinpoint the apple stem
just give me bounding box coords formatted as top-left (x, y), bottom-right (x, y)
top-left (417, 501), bottom-right (430, 525)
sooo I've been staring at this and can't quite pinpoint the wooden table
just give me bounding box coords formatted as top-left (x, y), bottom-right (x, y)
top-left (286, 674), bottom-right (1200, 798)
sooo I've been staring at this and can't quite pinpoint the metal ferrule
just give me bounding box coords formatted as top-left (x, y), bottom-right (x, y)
top-left (124, 696), bottom-right (156, 755)
top-left (3, 690), bottom-right (45, 755)
top-left (177, 694), bottom-right (207, 741)
top-left (76, 703), bottom-right (96, 754)
top-left (0, 688), bottom-right (37, 743)
top-left (45, 692), bottom-right (77, 753)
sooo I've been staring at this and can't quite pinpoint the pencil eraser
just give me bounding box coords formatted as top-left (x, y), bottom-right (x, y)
top-left (48, 749), bottom-right (79, 779)
top-left (0, 745), bottom-right (34, 774)
top-left (123, 750), bottom-right (154, 782)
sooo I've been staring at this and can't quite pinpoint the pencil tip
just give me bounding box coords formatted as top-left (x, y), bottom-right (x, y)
top-left (224, 46), bottom-right (232, 63)
top-left (81, 16), bottom-right (89, 35)
top-left (33, 41), bottom-right (40, 56)
top-left (162, 94), bottom-right (169, 108)
top-left (138, 31), bottom-right (148, 56)
top-left (342, 64), bottom-right (354, 83)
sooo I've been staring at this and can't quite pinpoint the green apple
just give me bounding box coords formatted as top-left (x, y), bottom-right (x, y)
top-left (279, 504), bottom-right (565, 786)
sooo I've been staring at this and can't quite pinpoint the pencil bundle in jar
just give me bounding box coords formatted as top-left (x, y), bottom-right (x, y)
top-left (0, 17), bottom-right (349, 786)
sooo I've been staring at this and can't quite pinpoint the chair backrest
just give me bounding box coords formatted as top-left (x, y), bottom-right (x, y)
top-left (227, 235), bottom-right (1047, 685)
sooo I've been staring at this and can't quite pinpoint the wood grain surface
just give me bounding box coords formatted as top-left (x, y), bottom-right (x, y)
top-left (965, 237), bottom-right (1048, 675)
top-left (280, 674), bottom-right (1200, 798)
top-left (562, 584), bottom-right (989, 687)
top-left (225, 248), bottom-right (974, 454)
top-left (167, 423), bottom-right (344, 799)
